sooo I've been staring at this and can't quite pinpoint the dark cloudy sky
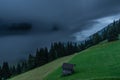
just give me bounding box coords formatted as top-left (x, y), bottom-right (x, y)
top-left (0, 0), bottom-right (120, 64)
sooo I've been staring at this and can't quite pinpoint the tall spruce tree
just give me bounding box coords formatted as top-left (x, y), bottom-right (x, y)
top-left (66, 42), bottom-right (74, 55)
top-left (28, 54), bottom-right (35, 70)
top-left (92, 33), bottom-right (101, 45)
top-left (101, 28), bottom-right (108, 40)
top-left (118, 19), bottom-right (120, 33)
top-left (16, 63), bottom-right (22, 74)
top-left (21, 61), bottom-right (28, 72)
top-left (1, 62), bottom-right (11, 79)
top-left (35, 48), bottom-right (48, 67)
top-left (49, 44), bottom-right (56, 61)
top-left (10, 65), bottom-right (16, 76)
top-left (44, 47), bottom-right (49, 63)
top-left (78, 43), bottom-right (85, 51)
top-left (107, 24), bottom-right (119, 42)
top-left (0, 66), bottom-right (2, 80)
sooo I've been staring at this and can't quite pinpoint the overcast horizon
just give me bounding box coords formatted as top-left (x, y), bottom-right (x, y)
top-left (0, 0), bottom-right (120, 64)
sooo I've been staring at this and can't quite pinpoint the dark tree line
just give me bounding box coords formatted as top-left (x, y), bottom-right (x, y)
top-left (1, 19), bottom-right (120, 80)
top-left (0, 62), bottom-right (11, 80)
top-left (0, 42), bottom-right (83, 80)
top-left (107, 21), bottom-right (119, 42)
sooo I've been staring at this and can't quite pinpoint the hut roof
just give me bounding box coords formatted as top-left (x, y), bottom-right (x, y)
top-left (62, 63), bottom-right (75, 70)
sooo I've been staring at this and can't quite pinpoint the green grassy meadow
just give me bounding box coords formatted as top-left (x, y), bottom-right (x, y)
top-left (44, 41), bottom-right (120, 80)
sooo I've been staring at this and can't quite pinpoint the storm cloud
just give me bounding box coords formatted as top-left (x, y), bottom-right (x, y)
top-left (0, 0), bottom-right (120, 32)
top-left (0, 0), bottom-right (120, 64)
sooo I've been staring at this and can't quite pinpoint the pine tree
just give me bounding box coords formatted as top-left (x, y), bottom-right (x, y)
top-left (66, 42), bottom-right (74, 55)
top-left (1, 62), bottom-right (11, 79)
top-left (57, 42), bottom-right (66, 57)
top-left (101, 28), bottom-right (108, 40)
top-left (84, 40), bottom-right (92, 49)
top-left (49, 44), bottom-right (56, 61)
top-left (35, 48), bottom-right (48, 67)
top-left (107, 24), bottom-right (119, 42)
top-left (52, 42), bottom-right (63, 58)
top-left (16, 63), bottom-right (22, 74)
top-left (0, 66), bottom-right (2, 80)
top-left (92, 33), bottom-right (101, 45)
top-left (44, 47), bottom-right (49, 63)
top-left (21, 61), bottom-right (28, 72)
top-left (72, 43), bottom-right (79, 53)
top-left (118, 19), bottom-right (120, 33)
top-left (78, 43), bottom-right (85, 51)
top-left (28, 54), bottom-right (35, 70)
top-left (10, 65), bottom-right (16, 76)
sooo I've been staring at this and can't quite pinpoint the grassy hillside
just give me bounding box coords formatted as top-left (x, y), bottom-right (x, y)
top-left (44, 40), bottom-right (120, 80)
top-left (9, 54), bottom-right (76, 80)
top-left (9, 40), bottom-right (120, 80)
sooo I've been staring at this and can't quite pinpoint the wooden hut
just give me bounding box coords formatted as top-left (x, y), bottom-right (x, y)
top-left (62, 63), bottom-right (75, 76)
